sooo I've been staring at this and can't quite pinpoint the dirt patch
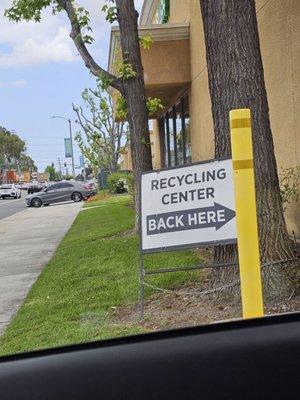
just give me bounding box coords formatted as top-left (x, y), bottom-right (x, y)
top-left (112, 281), bottom-right (300, 331)
top-left (112, 247), bottom-right (299, 330)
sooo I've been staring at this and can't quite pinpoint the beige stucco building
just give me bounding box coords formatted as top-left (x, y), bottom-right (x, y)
top-left (109, 0), bottom-right (299, 239)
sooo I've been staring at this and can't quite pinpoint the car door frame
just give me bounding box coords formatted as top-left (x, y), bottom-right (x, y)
top-left (58, 182), bottom-right (75, 202)
top-left (42, 183), bottom-right (61, 204)
top-left (0, 313), bottom-right (299, 400)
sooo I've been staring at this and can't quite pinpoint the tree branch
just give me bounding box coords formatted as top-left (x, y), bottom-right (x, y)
top-left (59, 0), bottom-right (123, 93)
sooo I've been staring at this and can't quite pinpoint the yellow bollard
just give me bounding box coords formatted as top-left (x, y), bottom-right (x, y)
top-left (230, 108), bottom-right (264, 318)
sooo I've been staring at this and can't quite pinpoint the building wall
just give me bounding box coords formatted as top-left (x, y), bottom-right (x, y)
top-left (169, 0), bottom-right (190, 22)
top-left (120, 128), bottom-right (161, 171)
top-left (188, 0), bottom-right (214, 163)
top-left (256, 0), bottom-right (300, 236)
top-left (166, 0), bottom-right (214, 163)
top-left (120, 147), bottom-right (133, 171)
top-left (148, 0), bottom-right (300, 237)
top-left (141, 40), bottom-right (190, 87)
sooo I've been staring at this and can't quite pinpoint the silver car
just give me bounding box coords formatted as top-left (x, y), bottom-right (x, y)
top-left (0, 184), bottom-right (21, 199)
top-left (25, 181), bottom-right (92, 208)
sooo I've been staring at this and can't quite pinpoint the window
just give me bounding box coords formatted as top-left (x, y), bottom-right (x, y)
top-left (161, 95), bottom-right (192, 168)
top-left (1, 0), bottom-right (298, 368)
top-left (154, 0), bottom-right (170, 24)
top-left (59, 182), bottom-right (73, 188)
top-left (48, 183), bottom-right (60, 191)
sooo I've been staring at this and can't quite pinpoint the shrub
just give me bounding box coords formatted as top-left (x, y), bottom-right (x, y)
top-left (108, 172), bottom-right (133, 194)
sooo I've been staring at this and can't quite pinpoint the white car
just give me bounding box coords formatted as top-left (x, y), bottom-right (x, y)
top-left (0, 184), bottom-right (21, 199)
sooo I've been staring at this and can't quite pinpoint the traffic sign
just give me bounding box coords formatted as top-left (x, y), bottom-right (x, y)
top-left (140, 158), bottom-right (237, 253)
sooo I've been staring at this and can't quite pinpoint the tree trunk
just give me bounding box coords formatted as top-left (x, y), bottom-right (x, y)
top-left (116, 0), bottom-right (153, 228)
top-left (200, 0), bottom-right (297, 298)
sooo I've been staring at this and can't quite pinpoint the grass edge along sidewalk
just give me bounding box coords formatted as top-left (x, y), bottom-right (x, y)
top-left (0, 194), bottom-right (203, 356)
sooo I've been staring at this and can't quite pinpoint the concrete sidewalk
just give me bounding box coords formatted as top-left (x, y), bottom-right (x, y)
top-left (0, 202), bottom-right (82, 335)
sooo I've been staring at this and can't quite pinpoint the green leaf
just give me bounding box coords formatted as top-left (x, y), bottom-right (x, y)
top-left (147, 97), bottom-right (164, 113)
top-left (139, 35), bottom-right (153, 50)
top-left (118, 63), bottom-right (137, 80)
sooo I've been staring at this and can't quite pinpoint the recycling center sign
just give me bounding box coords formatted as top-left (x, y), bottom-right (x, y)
top-left (140, 158), bottom-right (237, 253)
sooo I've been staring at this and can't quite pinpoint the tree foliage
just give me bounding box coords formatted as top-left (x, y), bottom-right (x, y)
top-left (73, 85), bottom-right (129, 174)
top-left (0, 126), bottom-right (26, 164)
top-left (279, 165), bottom-right (300, 211)
top-left (19, 154), bottom-right (37, 172)
top-left (0, 126), bottom-right (36, 182)
top-left (45, 165), bottom-right (57, 181)
top-left (5, 0), bottom-right (122, 90)
top-left (5, 0), bottom-right (154, 227)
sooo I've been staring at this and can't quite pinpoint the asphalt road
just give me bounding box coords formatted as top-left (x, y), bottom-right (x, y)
top-left (0, 195), bottom-right (27, 221)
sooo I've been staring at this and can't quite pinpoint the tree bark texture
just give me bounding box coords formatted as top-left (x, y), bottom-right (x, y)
top-left (200, 0), bottom-right (297, 298)
top-left (116, 0), bottom-right (153, 227)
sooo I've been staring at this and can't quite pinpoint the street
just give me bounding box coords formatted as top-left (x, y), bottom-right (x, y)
top-left (0, 201), bottom-right (82, 334)
top-left (0, 196), bottom-right (26, 221)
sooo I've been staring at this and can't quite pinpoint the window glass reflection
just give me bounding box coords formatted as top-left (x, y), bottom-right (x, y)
top-left (162, 95), bottom-right (191, 167)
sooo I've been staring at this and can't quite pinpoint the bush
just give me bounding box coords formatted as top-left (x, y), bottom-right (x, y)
top-left (108, 172), bottom-right (133, 194)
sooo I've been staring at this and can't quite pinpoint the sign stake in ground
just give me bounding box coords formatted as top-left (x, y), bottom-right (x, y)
top-left (230, 108), bottom-right (264, 319)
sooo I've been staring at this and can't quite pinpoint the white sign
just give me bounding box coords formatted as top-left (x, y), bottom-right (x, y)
top-left (140, 158), bottom-right (237, 253)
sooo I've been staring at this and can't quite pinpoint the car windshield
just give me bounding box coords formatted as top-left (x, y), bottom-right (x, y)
top-left (0, 0), bottom-right (299, 362)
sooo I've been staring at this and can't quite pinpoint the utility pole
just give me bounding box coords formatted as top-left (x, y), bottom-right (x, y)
top-left (16, 161), bottom-right (21, 183)
top-left (57, 157), bottom-right (62, 179)
top-left (68, 118), bottom-right (75, 180)
top-left (51, 115), bottom-right (75, 179)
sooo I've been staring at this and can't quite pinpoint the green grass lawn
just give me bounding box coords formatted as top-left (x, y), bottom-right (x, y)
top-left (0, 195), bottom-right (202, 356)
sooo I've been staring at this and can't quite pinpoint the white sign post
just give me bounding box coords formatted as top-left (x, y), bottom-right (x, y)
top-left (140, 158), bottom-right (237, 253)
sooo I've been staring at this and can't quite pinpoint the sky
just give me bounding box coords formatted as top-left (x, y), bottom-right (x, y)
top-left (0, 0), bottom-right (143, 173)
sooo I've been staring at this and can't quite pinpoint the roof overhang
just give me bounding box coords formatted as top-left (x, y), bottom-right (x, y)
top-left (108, 22), bottom-right (190, 120)
top-left (108, 23), bottom-right (190, 74)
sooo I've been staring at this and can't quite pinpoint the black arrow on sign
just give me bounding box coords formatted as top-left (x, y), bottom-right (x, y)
top-left (146, 202), bottom-right (236, 235)
top-left (213, 202), bottom-right (236, 230)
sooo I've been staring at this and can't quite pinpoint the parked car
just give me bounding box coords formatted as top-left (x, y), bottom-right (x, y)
top-left (27, 182), bottom-right (43, 195)
top-left (0, 184), bottom-right (21, 199)
top-left (26, 181), bottom-right (92, 208)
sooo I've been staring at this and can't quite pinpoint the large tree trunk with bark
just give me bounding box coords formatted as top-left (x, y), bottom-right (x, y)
top-left (116, 0), bottom-right (153, 227)
top-left (200, 0), bottom-right (297, 298)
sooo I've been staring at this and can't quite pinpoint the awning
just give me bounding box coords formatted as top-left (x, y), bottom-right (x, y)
top-left (108, 23), bottom-right (191, 117)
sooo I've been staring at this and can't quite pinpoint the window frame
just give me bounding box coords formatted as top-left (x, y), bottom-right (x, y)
top-left (162, 94), bottom-right (191, 168)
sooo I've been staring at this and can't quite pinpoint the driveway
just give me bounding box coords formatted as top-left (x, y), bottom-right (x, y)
top-left (0, 201), bottom-right (82, 335)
